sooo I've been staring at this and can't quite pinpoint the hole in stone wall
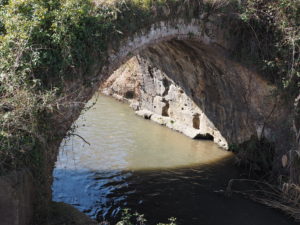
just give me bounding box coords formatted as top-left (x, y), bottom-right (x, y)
top-left (162, 99), bottom-right (169, 117)
top-left (194, 133), bottom-right (214, 141)
top-left (148, 66), bottom-right (154, 78)
top-left (162, 78), bottom-right (170, 96)
top-left (125, 91), bottom-right (135, 99)
top-left (193, 114), bottom-right (200, 129)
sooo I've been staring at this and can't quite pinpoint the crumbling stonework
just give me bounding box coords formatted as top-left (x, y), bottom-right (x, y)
top-left (102, 57), bottom-right (228, 148)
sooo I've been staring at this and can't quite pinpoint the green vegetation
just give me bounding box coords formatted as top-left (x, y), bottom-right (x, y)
top-left (0, 0), bottom-right (202, 175)
top-left (115, 208), bottom-right (177, 225)
top-left (230, 137), bottom-right (275, 176)
top-left (235, 0), bottom-right (300, 98)
top-left (204, 0), bottom-right (300, 99)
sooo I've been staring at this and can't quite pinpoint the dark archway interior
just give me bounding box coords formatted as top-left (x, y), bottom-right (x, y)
top-left (119, 39), bottom-right (273, 147)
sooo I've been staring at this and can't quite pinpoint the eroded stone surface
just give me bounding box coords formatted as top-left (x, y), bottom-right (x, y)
top-left (102, 57), bottom-right (228, 148)
top-left (0, 170), bottom-right (34, 225)
top-left (101, 36), bottom-right (295, 162)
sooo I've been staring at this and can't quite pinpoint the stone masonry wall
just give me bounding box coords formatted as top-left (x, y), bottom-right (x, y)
top-left (102, 56), bottom-right (228, 148)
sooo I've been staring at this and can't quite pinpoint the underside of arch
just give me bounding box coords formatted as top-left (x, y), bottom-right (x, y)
top-left (103, 37), bottom-right (282, 147)
top-left (51, 17), bottom-right (295, 197)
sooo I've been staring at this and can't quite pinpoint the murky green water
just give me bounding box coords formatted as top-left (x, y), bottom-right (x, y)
top-left (52, 95), bottom-right (295, 225)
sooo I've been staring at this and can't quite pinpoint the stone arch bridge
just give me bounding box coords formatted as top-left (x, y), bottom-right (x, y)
top-left (5, 1), bottom-right (299, 224)
top-left (55, 10), bottom-right (296, 177)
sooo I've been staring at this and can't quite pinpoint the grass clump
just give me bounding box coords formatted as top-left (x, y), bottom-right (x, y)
top-left (230, 137), bottom-right (275, 177)
top-left (227, 179), bottom-right (300, 221)
top-left (102, 208), bottom-right (177, 225)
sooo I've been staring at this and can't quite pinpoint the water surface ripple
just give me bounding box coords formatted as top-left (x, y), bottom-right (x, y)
top-left (52, 95), bottom-right (295, 225)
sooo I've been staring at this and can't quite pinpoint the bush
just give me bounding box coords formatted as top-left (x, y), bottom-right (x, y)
top-left (113, 208), bottom-right (177, 225)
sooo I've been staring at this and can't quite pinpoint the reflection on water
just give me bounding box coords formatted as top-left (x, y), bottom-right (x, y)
top-left (52, 95), bottom-right (295, 225)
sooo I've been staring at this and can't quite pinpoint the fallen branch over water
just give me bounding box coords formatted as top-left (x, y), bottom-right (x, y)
top-left (69, 133), bottom-right (91, 146)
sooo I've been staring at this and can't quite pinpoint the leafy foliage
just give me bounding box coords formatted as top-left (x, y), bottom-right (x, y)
top-left (235, 0), bottom-right (300, 97)
top-left (0, 0), bottom-right (206, 176)
top-left (0, 0), bottom-right (156, 174)
top-left (114, 208), bottom-right (177, 225)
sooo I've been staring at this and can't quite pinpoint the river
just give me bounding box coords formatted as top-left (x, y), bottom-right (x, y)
top-left (52, 95), bottom-right (295, 225)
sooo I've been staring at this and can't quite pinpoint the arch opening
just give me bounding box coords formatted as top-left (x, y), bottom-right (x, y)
top-left (51, 32), bottom-right (282, 222)
top-left (49, 18), bottom-right (286, 185)
top-left (101, 32), bottom-right (276, 149)
top-left (50, 16), bottom-right (291, 225)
